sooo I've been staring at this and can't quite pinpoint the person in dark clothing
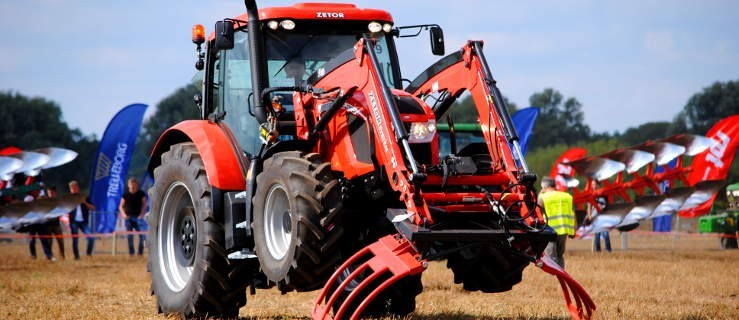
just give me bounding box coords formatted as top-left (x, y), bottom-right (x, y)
top-left (44, 186), bottom-right (65, 259)
top-left (19, 192), bottom-right (55, 261)
top-left (67, 180), bottom-right (95, 260)
top-left (27, 224), bottom-right (54, 260)
top-left (119, 178), bottom-right (147, 256)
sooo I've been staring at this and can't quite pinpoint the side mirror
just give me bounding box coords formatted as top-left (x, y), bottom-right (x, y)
top-left (430, 26), bottom-right (445, 56)
top-left (215, 20), bottom-right (234, 50)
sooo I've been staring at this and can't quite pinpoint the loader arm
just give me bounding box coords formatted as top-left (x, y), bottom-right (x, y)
top-left (407, 41), bottom-right (527, 176)
top-left (310, 37), bottom-right (433, 224)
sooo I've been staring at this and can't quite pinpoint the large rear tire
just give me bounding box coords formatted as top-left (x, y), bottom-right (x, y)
top-left (252, 151), bottom-right (346, 292)
top-left (148, 143), bottom-right (246, 318)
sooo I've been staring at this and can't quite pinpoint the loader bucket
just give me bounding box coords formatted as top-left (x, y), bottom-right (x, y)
top-left (558, 174), bottom-right (580, 188)
top-left (661, 134), bottom-right (715, 156)
top-left (313, 234), bottom-right (425, 320)
top-left (632, 141), bottom-right (686, 166)
top-left (563, 156), bottom-right (625, 181)
top-left (0, 156), bottom-right (23, 178)
top-left (7, 151), bottom-right (50, 177)
top-left (680, 179), bottom-right (726, 210)
top-left (34, 147), bottom-right (79, 170)
top-left (651, 187), bottom-right (694, 218)
top-left (583, 202), bottom-right (634, 235)
top-left (537, 255), bottom-right (596, 320)
top-left (0, 201), bottom-right (36, 219)
top-left (600, 148), bottom-right (655, 174)
top-left (616, 195), bottom-right (665, 229)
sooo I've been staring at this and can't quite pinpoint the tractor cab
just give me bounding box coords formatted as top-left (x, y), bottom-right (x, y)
top-left (193, 3), bottom-right (408, 156)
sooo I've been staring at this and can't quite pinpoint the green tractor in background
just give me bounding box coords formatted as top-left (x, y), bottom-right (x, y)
top-left (699, 182), bottom-right (739, 249)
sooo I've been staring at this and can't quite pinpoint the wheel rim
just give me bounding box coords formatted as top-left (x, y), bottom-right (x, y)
top-left (158, 181), bottom-right (197, 292)
top-left (263, 184), bottom-right (292, 260)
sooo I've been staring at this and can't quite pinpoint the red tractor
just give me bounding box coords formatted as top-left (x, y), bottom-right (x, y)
top-left (147, 1), bottom-right (594, 319)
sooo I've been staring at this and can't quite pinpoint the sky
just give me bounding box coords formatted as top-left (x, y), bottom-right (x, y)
top-left (1, 0), bottom-right (738, 138)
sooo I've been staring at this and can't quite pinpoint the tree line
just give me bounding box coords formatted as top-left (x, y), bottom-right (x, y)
top-left (2, 79), bottom-right (737, 194)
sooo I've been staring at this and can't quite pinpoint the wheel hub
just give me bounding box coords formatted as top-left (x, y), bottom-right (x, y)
top-left (282, 211), bottom-right (292, 232)
top-left (158, 181), bottom-right (197, 293)
top-left (180, 214), bottom-right (196, 260)
top-left (264, 184), bottom-right (292, 260)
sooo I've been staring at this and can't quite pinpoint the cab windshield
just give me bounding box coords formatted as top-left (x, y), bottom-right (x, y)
top-left (264, 27), bottom-right (399, 88)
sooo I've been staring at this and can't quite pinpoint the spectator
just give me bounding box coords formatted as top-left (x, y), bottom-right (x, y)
top-left (118, 178), bottom-right (146, 256)
top-left (538, 176), bottom-right (576, 268)
top-left (23, 192), bottom-right (54, 261)
top-left (44, 186), bottom-right (66, 259)
top-left (67, 180), bottom-right (95, 260)
top-left (27, 224), bottom-right (54, 260)
top-left (587, 196), bottom-right (612, 252)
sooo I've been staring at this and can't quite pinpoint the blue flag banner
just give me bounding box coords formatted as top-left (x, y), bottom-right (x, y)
top-left (511, 107), bottom-right (540, 156)
top-left (89, 103), bottom-right (148, 233)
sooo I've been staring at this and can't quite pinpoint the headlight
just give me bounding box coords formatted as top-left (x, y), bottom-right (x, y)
top-left (280, 20), bottom-right (295, 30)
top-left (408, 120), bottom-right (436, 143)
top-left (382, 23), bottom-right (393, 33)
top-left (368, 21), bottom-right (382, 33)
top-left (267, 20), bottom-right (279, 30)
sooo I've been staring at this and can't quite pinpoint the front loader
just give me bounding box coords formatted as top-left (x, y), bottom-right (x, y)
top-left (146, 1), bottom-right (595, 319)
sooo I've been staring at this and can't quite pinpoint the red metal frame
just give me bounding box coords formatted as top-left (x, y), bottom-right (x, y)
top-left (148, 120), bottom-right (246, 190)
top-left (309, 38), bottom-right (433, 224)
top-left (410, 41), bottom-right (520, 176)
top-left (312, 234), bottom-right (424, 320)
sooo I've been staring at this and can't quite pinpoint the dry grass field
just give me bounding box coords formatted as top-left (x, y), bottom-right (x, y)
top-left (0, 233), bottom-right (737, 320)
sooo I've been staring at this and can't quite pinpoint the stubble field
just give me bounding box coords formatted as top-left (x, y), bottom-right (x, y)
top-left (0, 233), bottom-right (737, 319)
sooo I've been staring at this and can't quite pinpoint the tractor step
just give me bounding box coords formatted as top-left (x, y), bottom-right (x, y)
top-left (227, 248), bottom-right (257, 260)
top-left (312, 234), bottom-right (426, 320)
top-left (387, 208), bottom-right (556, 243)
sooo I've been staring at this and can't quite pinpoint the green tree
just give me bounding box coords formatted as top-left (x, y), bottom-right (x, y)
top-left (617, 121), bottom-right (672, 146)
top-left (444, 94), bottom-right (518, 124)
top-left (676, 80), bottom-right (739, 135)
top-left (0, 91), bottom-right (98, 191)
top-left (128, 83), bottom-right (201, 179)
top-left (528, 88), bottom-right (591, 150)
top-left (673, 80), bottom-right (739, 187)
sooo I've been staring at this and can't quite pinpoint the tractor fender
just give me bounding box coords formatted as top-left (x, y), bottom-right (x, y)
top-left (148, 120), bottom-right (246, 190)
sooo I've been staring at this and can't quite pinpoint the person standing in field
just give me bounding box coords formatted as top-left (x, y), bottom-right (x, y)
top-left (538, 176), bottom-right (576, 268)
top-left (587, 196), bottom-right (612, 252)
top-left (67, 180), bottom-right (95, 260)
top-left (21, 190), bottom-right (55, 261)
top-left (43, 186), bottom-right (66, 260)
top-left (118, 178), bottom-right (147, 256)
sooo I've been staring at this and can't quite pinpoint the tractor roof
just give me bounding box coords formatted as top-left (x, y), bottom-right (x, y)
top-left (233, 2), bottom-right (393, 23)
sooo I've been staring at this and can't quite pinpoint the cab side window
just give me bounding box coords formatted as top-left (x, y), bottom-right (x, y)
top-left (211, 30), bottom-right (261, 156)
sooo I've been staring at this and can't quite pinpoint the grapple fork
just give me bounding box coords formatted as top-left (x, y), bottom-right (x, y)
top-left (537, 255), bottom-right (596, 320)
top-left (312, 234), bottom-right (425, 320)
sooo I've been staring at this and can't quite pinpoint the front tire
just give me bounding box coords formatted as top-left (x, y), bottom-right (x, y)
top-left (447, 245), bottom-right (529, 293)
top-left (148, 143), bottom-right (246, 318)
top-left (252, 151), bottom-right (345, 292)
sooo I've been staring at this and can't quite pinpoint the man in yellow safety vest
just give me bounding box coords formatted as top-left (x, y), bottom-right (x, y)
top-left (538, 176), bottom-right (575, 268)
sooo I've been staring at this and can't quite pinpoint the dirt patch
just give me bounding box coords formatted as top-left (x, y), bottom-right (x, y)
top-left (0, 234), bottom-right (736, 319)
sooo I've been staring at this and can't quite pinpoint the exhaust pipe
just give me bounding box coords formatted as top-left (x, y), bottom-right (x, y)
top-left (244, 0), bottom-right (268, 124)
